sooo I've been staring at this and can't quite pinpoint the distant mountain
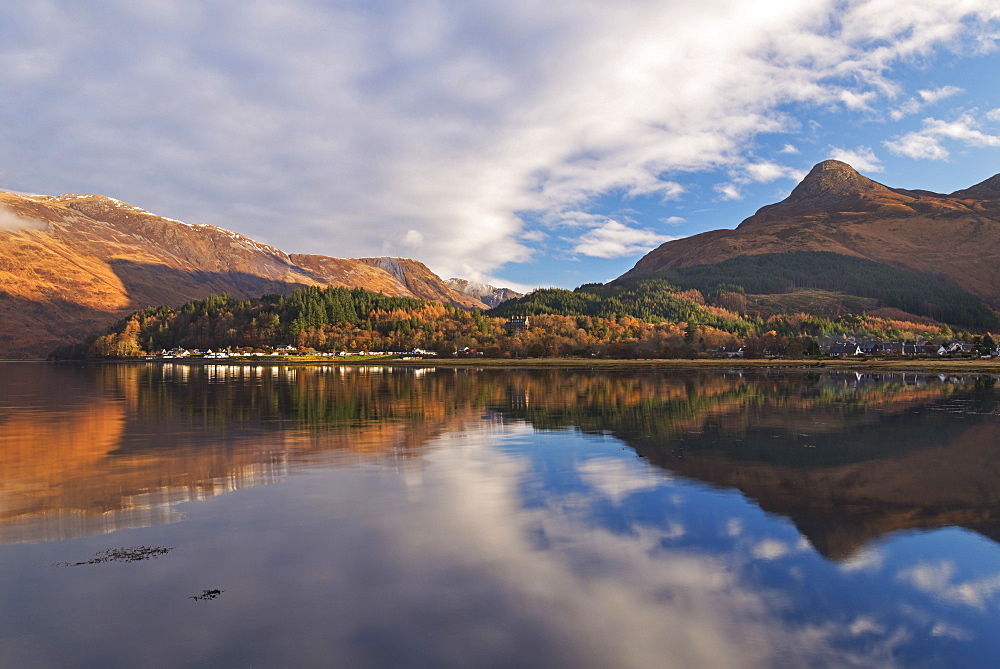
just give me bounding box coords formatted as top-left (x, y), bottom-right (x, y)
top-left (0, 191), bottom-right (485, 358)
top-left (621, 161), bottom-right (1000, 313)
top-left (444, 278), bottom-right (523, 307)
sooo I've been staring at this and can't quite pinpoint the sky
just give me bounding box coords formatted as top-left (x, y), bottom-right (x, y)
top-left (1, 1), bottom-right (999, 291)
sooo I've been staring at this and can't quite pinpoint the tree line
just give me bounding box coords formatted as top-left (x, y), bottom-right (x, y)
top-left (50, 279), bottom-right (985, 360)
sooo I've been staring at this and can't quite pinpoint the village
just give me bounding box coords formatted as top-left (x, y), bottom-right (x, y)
top-left (147, 337), bottom-right (1000, 361)
top-left (151, 345), bottom-right (444, 360)
top-left (714, 338), bottom-right (998, 358)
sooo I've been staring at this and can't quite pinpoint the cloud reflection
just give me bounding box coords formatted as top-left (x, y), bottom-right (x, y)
top-left (355, 424), bottom-right (909, 667)
top-left (839, 549), bottom-right (886, 574)
top-left (897, 561), bottom-right (1000, 610)
top-left (576, 456), bottom-right (664, 504)
top-left (3, 366), bottom-right (998, 665)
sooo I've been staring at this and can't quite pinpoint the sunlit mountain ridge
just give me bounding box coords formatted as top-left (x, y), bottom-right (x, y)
top-left (623, 161), bottom-right (1000, 319)
top-left (0, 190), bottom-right (493, 358)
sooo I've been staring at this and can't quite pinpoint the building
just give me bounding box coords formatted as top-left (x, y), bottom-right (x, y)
top-left (829, 343), bottom-right (862, 357)
top-left (503, 317), bottom-right (530, 332)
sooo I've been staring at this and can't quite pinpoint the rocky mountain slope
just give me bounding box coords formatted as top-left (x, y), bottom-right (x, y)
top-left (622, 160), bottom-right (1000, 307)
top-left (0, 190), bottom-right (485, 358)
top-left (444, 278), bottom-right (523, 307)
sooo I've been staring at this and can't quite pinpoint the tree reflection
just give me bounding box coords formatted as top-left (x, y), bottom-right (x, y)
top-left (1, 363), bottom-right (997, 555)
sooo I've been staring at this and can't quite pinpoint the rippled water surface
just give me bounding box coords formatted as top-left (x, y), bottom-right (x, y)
top-left (2, 362), bottom-right (1000, 667)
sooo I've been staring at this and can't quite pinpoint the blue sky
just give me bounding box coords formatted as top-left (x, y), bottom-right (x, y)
top-left (1, 1), bottom-right (999, 291)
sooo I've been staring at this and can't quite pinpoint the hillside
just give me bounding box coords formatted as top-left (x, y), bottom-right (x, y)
top-left (622, 160), bottom-right (1000, 309)
top-left (488, 279), bottom-right (751, 334)
top-left (656, 251), bottom-right (997, 328)
top-left (485, 276), bottom-right (966, 343)
top-left (0, 190), bottom-right (484, 358)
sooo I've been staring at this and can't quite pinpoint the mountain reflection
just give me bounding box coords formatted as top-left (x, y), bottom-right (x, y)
top-left (1, 363), bottom-right (997, 556)
top-left (498, 370), bottom-right (1000, 559)
top-left (0, 363), bottom-right (493, 543)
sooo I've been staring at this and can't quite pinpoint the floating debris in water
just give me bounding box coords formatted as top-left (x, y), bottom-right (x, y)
top-left (190, 589), bottom-right (224, 601)
top-left (52, 545), bottom-right (171, 566)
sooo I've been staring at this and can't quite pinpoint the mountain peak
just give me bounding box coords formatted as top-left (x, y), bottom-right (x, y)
top-left (622, 162), bottom-right (1000, 306)
top-left (736, 160), bottom-right (895, 228)
top-left (784, 160), bottom-right (891, 203)
top-left (812, 159), bottom-right (856, 172)
top-left (445, 277), bottom-right (523, 308)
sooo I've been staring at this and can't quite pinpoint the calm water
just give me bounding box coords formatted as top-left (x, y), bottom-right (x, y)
top-left (2, 362), bottom-right (1000, 667)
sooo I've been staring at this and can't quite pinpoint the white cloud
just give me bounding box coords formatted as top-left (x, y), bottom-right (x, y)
top-left (987, 108), bottom-right (1000, 122)
top-left (745, 162), bottom-right (789, 183)
top-left (570, 220), bottom-right (675, 258)
top-left (779, 144), bottom-right (800, 154)
top-left (884, 133), bottom-right (950, 160)
top-left (714, 160), bottom-right (807, 201)
top-left (715, 183), bottom-right (743, 201)
top-left (827, 145), bottom-right (884, 172)
top-left (920, 116), bottom-right (1000, 145)
top-left (885, 112), bottom-right (1000, 160)
top-left (661, 216), bottom-right (687, 226)
top-left (549, 210), bottom-right (612, 229)
top-left (403, 229), bottom-right (424, 248)
top-left (743, 161), bottom-right (807, 183)
top-left (919, 85), bottom-right (964, 104)
top-left (889, 85), bottom-right (963, 120)
top-left (839, 89), bottom-right (877, 110)
top-left (889, 100), bottom-right (923, 121)
top-left (0, 1), bottom-right (997, 279)
top-left (0, 205), bottom-right (45, 231)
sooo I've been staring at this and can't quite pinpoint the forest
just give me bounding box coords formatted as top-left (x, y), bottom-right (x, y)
top-left (50, 278), bottom-right (986, 360)
top-left (488, 278), bottom-right (753, 334)
top-left (652, 251), bottom-right (998, 329)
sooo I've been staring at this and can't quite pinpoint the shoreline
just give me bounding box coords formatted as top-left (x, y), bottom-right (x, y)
top-left (26, 356), bottom-right (1000, 374)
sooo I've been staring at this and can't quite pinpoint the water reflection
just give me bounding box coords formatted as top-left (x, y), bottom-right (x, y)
top-left (0, 363), bottom-right (494, 543)
top-left (1, 364), bottom-right (999, 557)
top-left (497, 370), bottom-right (1000, 560)
top-left (2, 363), bottom-right (1000, 666)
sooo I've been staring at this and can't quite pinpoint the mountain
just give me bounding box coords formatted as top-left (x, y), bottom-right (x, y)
top-left (444, 278), bottom-right (523, 307)
top-left (621, 161), bottom-right (1000, 310)
top-left (0, 190), bottom-right (485, 358)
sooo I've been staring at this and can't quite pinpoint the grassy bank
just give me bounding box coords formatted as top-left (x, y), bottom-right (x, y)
top-left (373, 357), bottom-right (1000, 374)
